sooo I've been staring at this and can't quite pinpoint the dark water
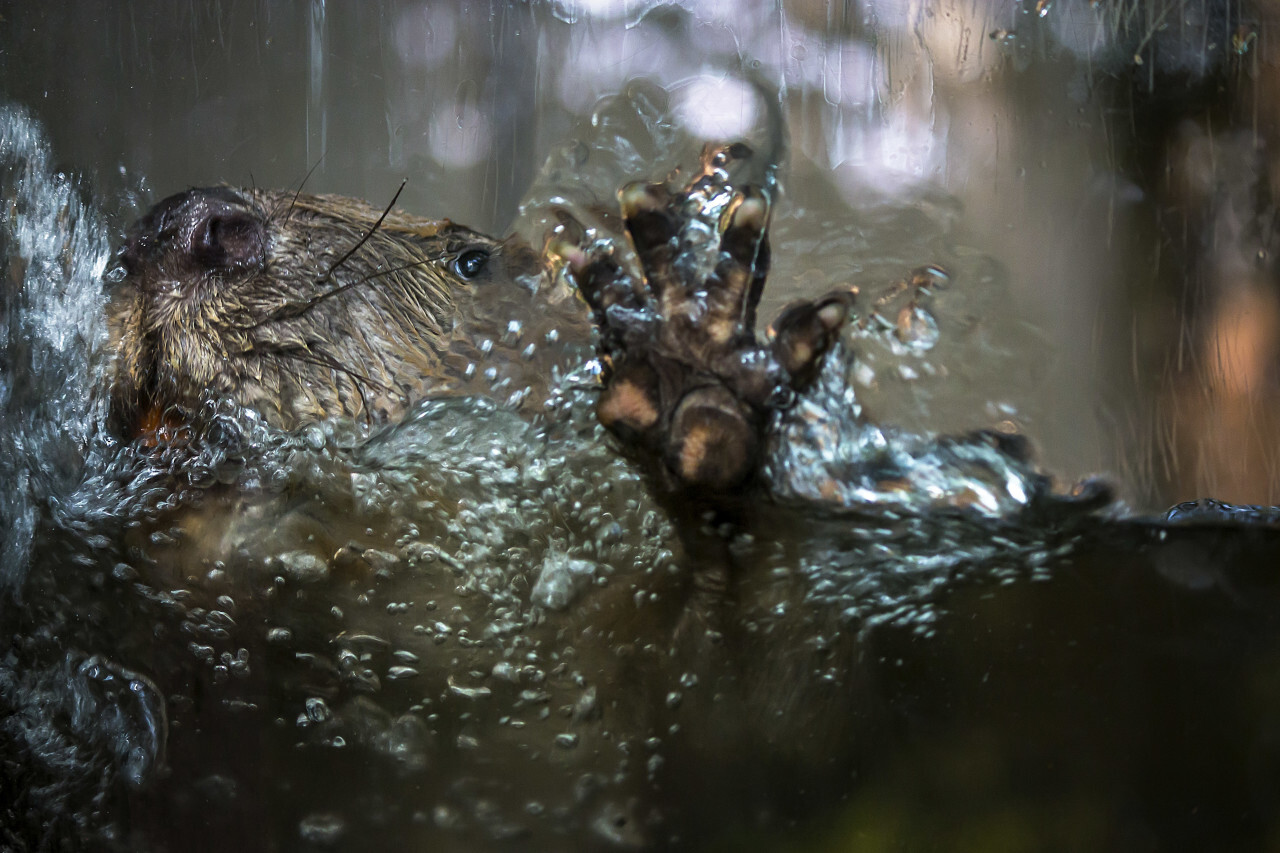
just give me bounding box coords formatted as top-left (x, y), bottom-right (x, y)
top-left (5, 2), bottom-right (1280, 851)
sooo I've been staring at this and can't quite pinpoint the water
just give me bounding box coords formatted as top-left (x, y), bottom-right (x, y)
top-left (0, 106), bottom-right (113, 592)
top-left (5, 2), bottom-right (1280, 851)
top-left (1, 92), bottom-right (1041, 847)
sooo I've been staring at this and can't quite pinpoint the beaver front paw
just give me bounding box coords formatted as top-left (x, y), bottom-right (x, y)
top-left (551, 145), bottom-right (852, 493)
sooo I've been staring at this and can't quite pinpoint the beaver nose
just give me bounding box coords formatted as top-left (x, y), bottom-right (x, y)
top-left (120, 188), bottom-right (265, 275)
top-left (187, 204), bottom-right (266, 271)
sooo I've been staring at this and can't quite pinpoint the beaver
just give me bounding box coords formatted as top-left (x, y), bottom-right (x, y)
top-left (107, 151), bottom-right (852, 492)
top-left (107, 186), bottom-right (588, 438)
top-left (8, 139), bottom-right (1280, 853)
top-left (82, 153), bottom-right (876, 850)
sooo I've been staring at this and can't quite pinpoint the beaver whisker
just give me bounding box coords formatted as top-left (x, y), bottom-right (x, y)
top-left (240, 182), bottom-right (414, 332)
top-left (294, 346), bottom-right (388, 423)
top-left (238, 254), bottom-right (452, 331)
top-left (270, 157), bottom-right (327, 228)
top-left (320, 180), bottom-right (406, 283)
top-left (257, 342), bottom-right (395, 399)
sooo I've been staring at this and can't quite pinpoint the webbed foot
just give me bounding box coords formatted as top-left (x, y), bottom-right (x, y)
top-left (551, 145), bottom-right (852, 493)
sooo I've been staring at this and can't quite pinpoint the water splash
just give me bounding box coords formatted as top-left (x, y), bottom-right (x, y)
top-left (0, 104), bottom-right (112, 591)
top-left (766, 339), bottom-right (1045, 518)
top-left (0, 93), bottom-right (1117, 848)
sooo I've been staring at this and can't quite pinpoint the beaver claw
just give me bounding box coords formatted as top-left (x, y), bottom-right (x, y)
top-left (550, 145), bottom-right (852, 492)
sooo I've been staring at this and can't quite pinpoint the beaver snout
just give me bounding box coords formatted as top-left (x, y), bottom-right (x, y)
top-left (188, 204), bottom-right (265, 272)
top-left (120, 187), bottom-right (265, 278)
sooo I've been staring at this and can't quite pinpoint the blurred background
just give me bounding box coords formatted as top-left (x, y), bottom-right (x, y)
top-left (1, 0), bottom-right (1277, 511)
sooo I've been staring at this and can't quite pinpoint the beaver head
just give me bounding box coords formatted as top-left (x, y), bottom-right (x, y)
top-left (108, 187), bottom-right (586, 437)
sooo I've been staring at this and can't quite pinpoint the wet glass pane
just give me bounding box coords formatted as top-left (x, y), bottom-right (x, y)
top-left (3, 1), bottom-right (1280, 850)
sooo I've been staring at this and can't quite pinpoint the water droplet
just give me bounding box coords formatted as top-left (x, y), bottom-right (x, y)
top-left (274, 550), bottom-right (329, 583)
top-left (573, 686), bottom-right (599, 721)
top-left (298, 812), bottom-right (346, 844)
top-left (531, 552), bottom-right (598, 610)
top-left (449, 677), bottom-right (492, 700)
top-left (305, 697), bottom-right (332, 723)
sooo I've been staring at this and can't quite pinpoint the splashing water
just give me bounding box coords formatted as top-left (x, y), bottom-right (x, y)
top-left (519, 81), bottom-right (1061, 523)
top-left (0, 105), bottom-right (112, 591)
top-left (0, 95), bottom-right (1109, 849)
top-left (5, 0), bottom-right (1280, 847)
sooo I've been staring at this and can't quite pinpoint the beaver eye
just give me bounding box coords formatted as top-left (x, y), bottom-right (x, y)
top-left (453, 248), bottom-right (489, 280)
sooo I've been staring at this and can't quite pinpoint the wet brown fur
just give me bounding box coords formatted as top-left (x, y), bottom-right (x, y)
top-left (108, 187), bottom-right (587, 435)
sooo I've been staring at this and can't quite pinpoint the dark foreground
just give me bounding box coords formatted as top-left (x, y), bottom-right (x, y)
top-left (5, 488), bottom-right (1280, 852)
top-left (843, 518), bottom-right (1280, 852)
